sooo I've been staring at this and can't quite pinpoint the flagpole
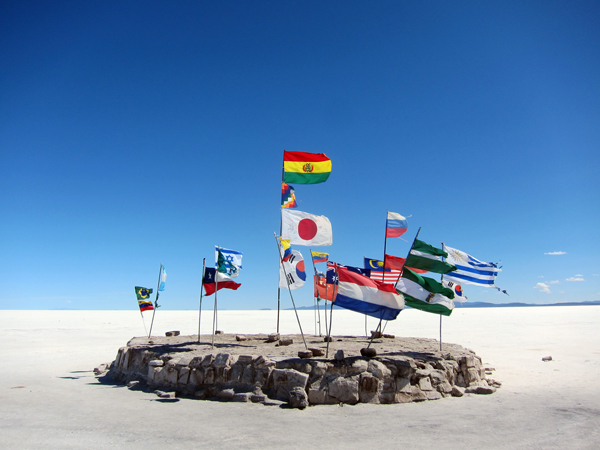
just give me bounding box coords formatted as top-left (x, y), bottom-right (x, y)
top-left (274, 233), bottom-right (308, 350)
top-left (326, 263), bottom-right (339, 358)
top-left (395, 227), bottom-right (421, 289)
top-left (212, 247), bottom-right (219, 349)
top-left (198, 258), bottom-right (206, 344)
top-left (277, 151), bottom-right (287, 335)
top-left (440, 242), bottom-right (446, 352)
top-left (310, 249), bottom-right (322, 336)
top-left (138, 303), bottom-right (148, 336)
top-left (148, 263), bottom-right (162, 338)
top-left (383, 210), bottom-right (388, 283)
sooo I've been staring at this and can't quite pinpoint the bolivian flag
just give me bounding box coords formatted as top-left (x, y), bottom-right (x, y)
top-left (283, 151), bottom-right (331, 184)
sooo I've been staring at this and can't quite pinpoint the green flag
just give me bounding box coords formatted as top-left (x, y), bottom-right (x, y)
top-left (396, 268), bottom-right (455, 316)
top-left (135, 286), bottom-right (153, 301)
top-left (404, 239), bottom-right (457, 274)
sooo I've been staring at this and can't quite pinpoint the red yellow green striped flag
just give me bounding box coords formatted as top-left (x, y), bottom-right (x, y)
top-left (283, 151), bottom-right (331, 184)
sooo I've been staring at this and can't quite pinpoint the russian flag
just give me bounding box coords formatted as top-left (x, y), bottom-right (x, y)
top-left (386, 211), bottom-right (408, 238)
top-left (333, 265), bottom-right (404, 321)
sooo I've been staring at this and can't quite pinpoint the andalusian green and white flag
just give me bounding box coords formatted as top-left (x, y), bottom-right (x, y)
top-left (396, 268), bottom-right (455, 316)
top-left (405, 239), bottom-right (457, 274)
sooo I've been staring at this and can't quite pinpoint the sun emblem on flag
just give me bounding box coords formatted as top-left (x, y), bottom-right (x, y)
top-left (449, 249), bottom-right (466, 262)
top-left (302, 163), bottom-right (314, 173)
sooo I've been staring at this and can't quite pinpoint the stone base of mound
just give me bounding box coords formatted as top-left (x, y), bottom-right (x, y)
top-left (98, 333), bottom-right (500, 408)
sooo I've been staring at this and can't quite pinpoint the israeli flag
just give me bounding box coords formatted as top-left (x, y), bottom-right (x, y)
top-left (215, 246), bottom-right (243, 269)
top-left (443, 245), bottom-right (500, 287)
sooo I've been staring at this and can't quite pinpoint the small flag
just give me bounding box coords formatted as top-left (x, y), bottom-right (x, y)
top-left (135, 286), bottom-right (154, 312)
top-left (215, 247), bottom-right (243, 278)
top-left (405, 239), bottom-right (457, 274)
top-left (364, 257), bottom-right (402, 285)
top-left (443, 245), bottom-right (502, 288)
top-left (442, 279), bottom-right (467, 301)
top-left (283, 150), bottom-right (332, 184)
top-left (281, 183), bottom-right (297, 208)
top-left (311, 251), bottom-right (328, 264)
top-left (281, 209), bottom-right (333, 246)
top-left (279, 238), bottom-right (292, 262)
top-left (386, 211), bottom-right (408, 238)
top-left (203, 267), bottom-right (241, 296)
top-left (279, 248), bottom-right (306, 290)
top-left (158, 266), bottom-right (167, 291)
top-left (396, 268), bottom-right (455, 316)
top-left (329, 263), bottom-right (404, 320)
top-left (135, 286), bottom-right (153, 300)
top-left (314, 273), bottom-right (336, 301)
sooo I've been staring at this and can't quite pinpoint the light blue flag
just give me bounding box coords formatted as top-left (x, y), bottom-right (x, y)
top-left (158, 265), bottom-right (167, 291)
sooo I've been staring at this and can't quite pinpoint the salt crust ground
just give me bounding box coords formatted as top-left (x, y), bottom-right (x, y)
top-left (1, 306), bottom-right (599, 449)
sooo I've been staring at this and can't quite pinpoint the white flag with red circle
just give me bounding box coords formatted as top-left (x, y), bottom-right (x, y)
top-left (281, 209), bottom-right (333, 247)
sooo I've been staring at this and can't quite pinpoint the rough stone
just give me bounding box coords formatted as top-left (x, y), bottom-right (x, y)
top-left (213, 353), bottom-right (232, 368)
top-left (236, 335), bottom-right (248, 342)
top-left (148, 360), bottom-right (164, 367)
top-left (289, 387), bottom-right (308, 409)
top-left (279, 338), bottom-right (293, 346)
top-left (267, 333), bottom-right (280, 342)
top-left (542, 356), bottom-right (552, 362)
top-left (368, 360), bottom-right (391, 379)
top-left (251, 394), bottom-right (266, 403)
top-left (298, 350), bottom-right (313, 359)
top-left (272, 369), bottom-right (309, 401)
top-left (308, 347), bottom-right (324, 356)
top-left (466, 385), bottom-right (496, 395)
top-left (328, 376), bottom-right (359, 404)
top-left (360, 348), bottom-right (377, 358)
top-left (217, 389), bottom-right (235, 400)
top-left (334, 350), bottom-right (345, 361)
top-left (451, 385), bottom-right (465, 397)
top-left (232, 393), bottom-right (251, 402)
top-left (165, 331), bottom-right (180, 337)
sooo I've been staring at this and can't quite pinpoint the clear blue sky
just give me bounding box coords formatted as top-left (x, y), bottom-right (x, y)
top-left (2, 1), bottom-right (599, 310)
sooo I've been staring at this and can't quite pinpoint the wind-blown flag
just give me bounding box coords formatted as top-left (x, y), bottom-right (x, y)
top-left (203, 267), bottom-right (241, 296)
top-left (281, 209), bottom-right (332, 246)
top-left (158, 266), bottom-right (167, 291)
top-left (396, 268), bottom-right (455, 316)
top-left (442, 245), bottom-right (502, 288)
top-left (405, 239), bottom-right (457, 274)
top-left (279, 248), bottom-right (306, 290)
top-left (135, 286), bottom-right (154, 311)
top-left (215, 247), bottom-right (243, 278)
top-left (314, 273), bottom-right (336, 301)
top-left (442, 279), bottom-right (467, 302)
top-left (279, 238), bottom-right (292, 262)
top-left (283, 150), bottom-right (332, 184)
top-left (386, 211), bottom-right (408, 238)
top-left (281, 183), bottom-right (297, 208)
top-left (311, 251), bottom-right (328, 264)
top-left (364, 257), bottom-right (402, 284)
top-left (329, 264), bottom-right (404, 320)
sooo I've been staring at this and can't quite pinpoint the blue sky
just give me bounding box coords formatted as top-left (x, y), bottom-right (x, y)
top-left (2, 1), bottom-right (599, 310)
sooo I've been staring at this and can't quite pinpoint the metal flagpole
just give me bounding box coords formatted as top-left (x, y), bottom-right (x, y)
top-left (325, 263), bottom-right (339, 358)
top-left (310, 249), bottom-right (322, 336)
top-left (274, 233), bottom-right (308, 350)
top-left (138, 305), bottom-right (148, 336)
top-left (367, 317), bottom-right (383, 349)
top-left (212, 247), bottom-right (220, 348)
top-left (277, 151), bottom-right (286, 335)
top-left (440, 242), bottom-right (446, 351)
top-left (198, 258), bottom-right (206, 344)
top-left (148, 263), bottom-right (162, 338)
top-left (382, 210), bottom-right (389, 283)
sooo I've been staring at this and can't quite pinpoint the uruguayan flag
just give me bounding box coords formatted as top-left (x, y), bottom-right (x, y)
top-left (442, 245), bottom-right (500, 287)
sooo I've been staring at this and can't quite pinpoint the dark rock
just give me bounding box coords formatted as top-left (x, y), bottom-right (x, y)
top-left (279, 338), bottom-right (293, 346)
top-left (542, 356), bottom-right (552, 362)
top-left (267, 333), bottom-right (280, 342)
top-left (334, 350), bottom-right (345, 361)
top-left (289, 387), bottom-right (308, 409)
top-left (298, 350), bottom-right (313, 359)
top-left (165, 331), bottom-right (180, 337)
top-left (308, 347), bottom-right (325, 356)
top-left (360, 348), bottom-right (377, 358)
top-left (236, 335), bottom-right (248, 341)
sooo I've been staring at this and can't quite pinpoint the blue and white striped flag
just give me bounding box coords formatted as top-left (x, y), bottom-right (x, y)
top-left (442, 245), bottom-right (501, 287)
top-left (158, 265), bottom-right (167, 291)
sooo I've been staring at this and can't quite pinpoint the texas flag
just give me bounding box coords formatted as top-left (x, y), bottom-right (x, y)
top-left (386, 211), bottom-right (408, 238)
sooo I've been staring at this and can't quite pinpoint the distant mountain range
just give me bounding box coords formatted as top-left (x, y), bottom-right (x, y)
top-left (287, 300), bottom-right (600, 310)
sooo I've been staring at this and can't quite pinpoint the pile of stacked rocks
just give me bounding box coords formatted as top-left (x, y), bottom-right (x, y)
top-left (102, 335), bottom-right (500, 408)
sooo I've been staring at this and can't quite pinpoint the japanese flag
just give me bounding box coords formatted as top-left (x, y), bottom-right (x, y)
top-left (281, 209), bottom-right (333, 247)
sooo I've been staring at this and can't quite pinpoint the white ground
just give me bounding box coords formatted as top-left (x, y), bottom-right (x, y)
top-left (1, 306), bottom-right (599, 449)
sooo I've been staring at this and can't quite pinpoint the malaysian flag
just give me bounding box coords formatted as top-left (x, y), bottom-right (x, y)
top-left (364, 257), bottom-right (401, 285)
